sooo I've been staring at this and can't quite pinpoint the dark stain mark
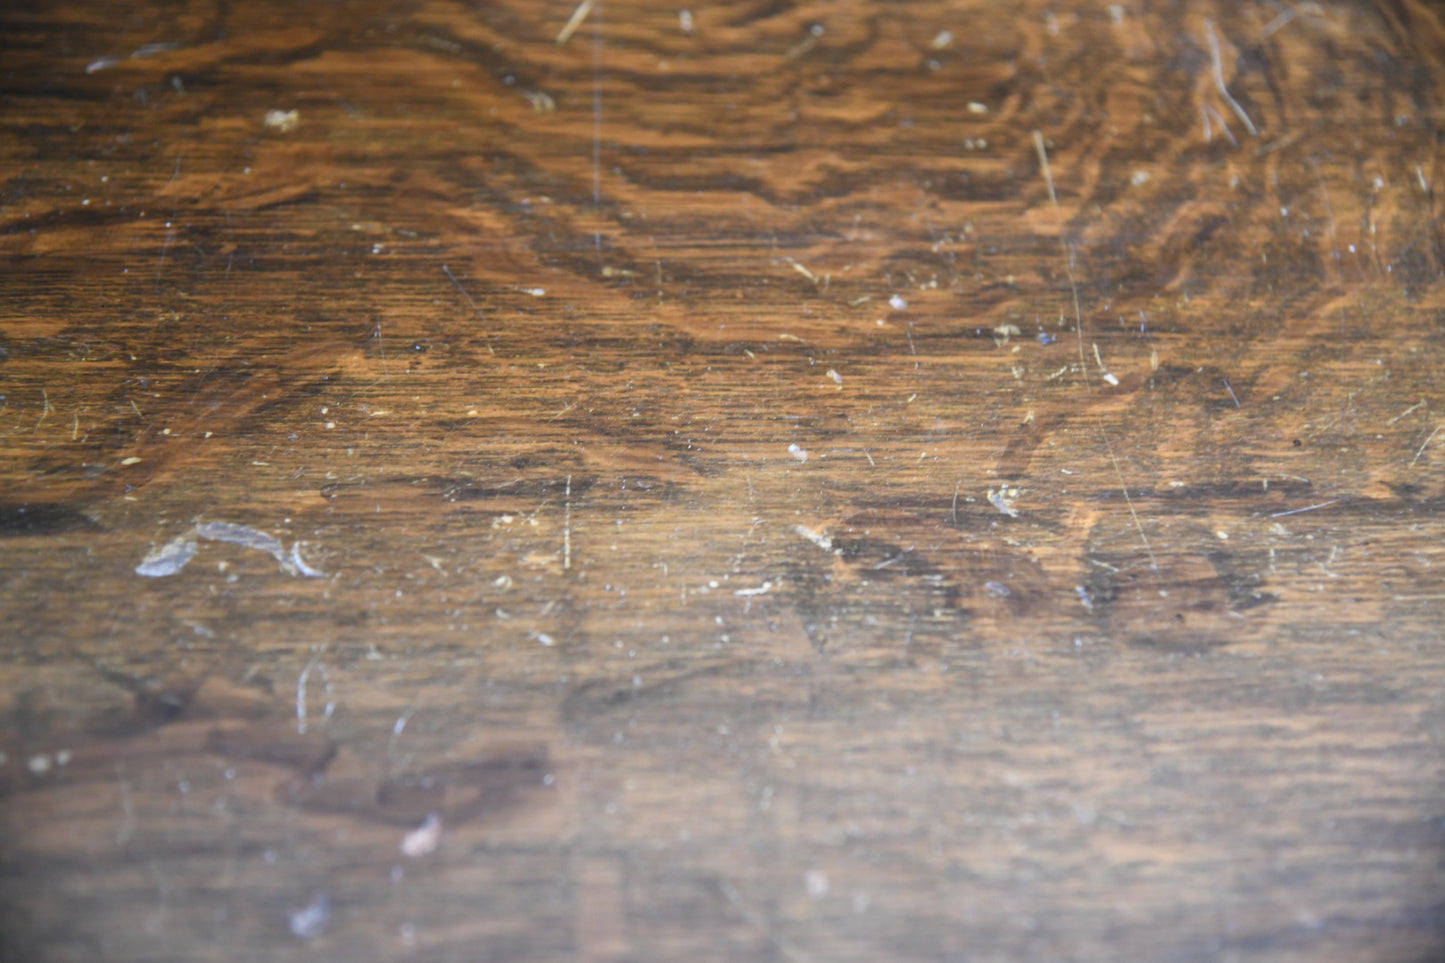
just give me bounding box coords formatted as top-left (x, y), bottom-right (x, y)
top-left (562, 658), bottom-right (755, 723)
top-left (206, 722), bottom-right (338, 776)
top-left (1086, 552), bottom-right (1274, 652)
top-left (0, 503), bottom-right (100, 537)
top-left (280, 743), bottom-right (550, 826)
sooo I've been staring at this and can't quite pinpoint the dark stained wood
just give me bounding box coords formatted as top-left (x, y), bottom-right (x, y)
top-left (3, 0), bottom-right (1445, 959)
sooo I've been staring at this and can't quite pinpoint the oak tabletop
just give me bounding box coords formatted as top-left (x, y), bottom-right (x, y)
top-left (2, 0), bottom-right (1444, 960)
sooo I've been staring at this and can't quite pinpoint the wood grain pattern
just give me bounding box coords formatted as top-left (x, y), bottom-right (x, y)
top-left (2, 0), bottom-right (1444, 960)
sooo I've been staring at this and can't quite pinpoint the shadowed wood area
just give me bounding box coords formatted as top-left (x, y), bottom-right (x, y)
top-left (3, 0), bottom-right (1445, 958)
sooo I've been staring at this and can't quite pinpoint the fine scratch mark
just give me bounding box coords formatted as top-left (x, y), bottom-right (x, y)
top-left (590, 2), bottom-right (604, 258)
top-left (154, 158), bottom-right (182, 285)
top-left (296, 655), bottom-right (317, 735)
top-left (114, 765), bottom-right (136, 845)
top-left (372, 319), bottom-right (390, 382)
top-left (155, 223), bottom-right (175, 284)
top-left (563, 474), bottom-right (573, 571)
top-left (442, 264), bottom-right (494, 353)
top-left (555, 0), bottom-right (596, 45)
top-left (1388, 399), bottom-right (1426, 425)
top-left (1312, 162), bottom-right (1351, 433)
top-left (1035, 129), bottom-right (1156, 567)
top-left (718, 879), bottom-right (814, 963)
top-left (1032, 132), bottom-right (1087, 380)
top-left (293, 655), bottom-right (334, 736)
top-left (291, 542), bottom-right (327, 578)
top-left (1200, 102), bottom-right (1238, 147)
top-left (1270, 499), bottom-right (1344, 518)
top-left (1410, 425), bottom-right (1442, 467)
top-left (442, 264), bottom-right (485, 320)
top-left (1102, 435), bottom-right (1157, 568)
top-left (1204, 18), bottom-right (1257, 137)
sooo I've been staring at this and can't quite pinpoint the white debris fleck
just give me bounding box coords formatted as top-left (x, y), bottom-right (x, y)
top-left (524, 90), bottom-right (556, 113)
top-left (1130, 169), bottom-right (1151, 186)
top-left (825, 368), bottom-right (842, 385)
top-left (263, 109), bottom-right (300, 133)
top-left (679, 9), bottom-right (694, 33)
top-left (139, 523), bottom-right (325, 578)
top-left (734, 581), bottom-right (774, 597)
top-left (987, 486), bottom-right (1021, 517)
top-left (888, 294), bottom-right (908, 311)
top-left (992, 323), bottom-right (1022, 346)
top-left (400, 813), bottom-right (443, 858)
top-left (1102, 371), bottom-right (1120, 386)
top-left (929, 29), bottom-right (953, 50)
top-left (787, 443), bottom-right (808, 462)
top-left (967, 101), bottom-right (988, 114)
top-left (793, 525), bottom-right (836, 553)
top-left (288, 892), bottom-right (331, 939)
top-left (136, 534), bottom-right (198, 577)
top-left (198, 521), bottom-right (286, 560)
top-left (27, 754), bottom-right (51, 775)
top-left (805, 869), bottom-right (830, 899)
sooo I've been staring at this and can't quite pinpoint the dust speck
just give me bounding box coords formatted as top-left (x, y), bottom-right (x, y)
top-left (400, 814), bottom-right (443, 858)
top-left (288, 892), bottom-right (330, 939)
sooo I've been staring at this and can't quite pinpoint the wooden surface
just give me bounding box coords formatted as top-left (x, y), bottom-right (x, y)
top-left (3, 0), bottom-right (1445, 959)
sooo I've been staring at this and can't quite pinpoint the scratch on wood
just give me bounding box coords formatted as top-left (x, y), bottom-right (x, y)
top-left (1410, 425), bottom-right (1441, 467)
top-left (1035, 128), bottom-right (1155, 566)
top-left (1204, 18), bottom-right (1257, 136)
top-left (1270, 499), bottom-right (1343, 518)
top-left (555, 0), bottom-right (596, 45)
top-left (563, 474), bottom-right (573, 570)
top-left (442, 264), bottom-right (485, 320)
top-left (1388, 399), bottom-right (1426, 424)
top-left (718, 879), bottom-right (814, 963)
top-left (1102, 435), bottom-right (1157, 568)
top-left (1032, 131), bottom-right (1086, 379)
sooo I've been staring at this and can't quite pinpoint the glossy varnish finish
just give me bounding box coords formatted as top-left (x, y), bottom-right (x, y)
top-left (2, 0), bottom-right (1444, 959)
